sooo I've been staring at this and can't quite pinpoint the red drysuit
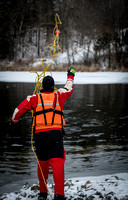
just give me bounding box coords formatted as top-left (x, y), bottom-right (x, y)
top-left (11, 74), bottom-right (74, 196)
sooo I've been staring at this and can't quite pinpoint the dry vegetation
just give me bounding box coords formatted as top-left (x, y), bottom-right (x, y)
top-left (1, 61), bottom-right (128, 72)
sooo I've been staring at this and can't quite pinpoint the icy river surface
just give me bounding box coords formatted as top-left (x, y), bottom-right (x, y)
top-left (0, 83), bottom-right (128, 196)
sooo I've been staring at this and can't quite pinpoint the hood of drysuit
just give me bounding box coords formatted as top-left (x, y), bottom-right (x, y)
top-left (41, 75), bottom-right (54, 92)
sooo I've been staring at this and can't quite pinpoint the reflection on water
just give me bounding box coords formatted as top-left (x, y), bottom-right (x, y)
top-left (0, 83), bottom-right (128, 195)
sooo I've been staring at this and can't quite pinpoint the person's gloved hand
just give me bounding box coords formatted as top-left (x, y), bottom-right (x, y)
top-left (10, 121), bottom-right (16, 130)
top-left (67, 66), bottom-right (76, 77)
top-left (9, 121), bottom-right (17, 137)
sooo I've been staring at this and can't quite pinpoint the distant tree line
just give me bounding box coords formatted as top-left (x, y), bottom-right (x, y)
top-left (0, 0), bottom-right (128, 70)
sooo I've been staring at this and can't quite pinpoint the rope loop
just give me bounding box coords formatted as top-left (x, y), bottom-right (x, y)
top-left (28, 13), bottom-right (62, 95)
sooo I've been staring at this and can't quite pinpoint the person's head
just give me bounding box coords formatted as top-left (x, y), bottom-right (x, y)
top-left (42, 75), bottom-right (54, 92)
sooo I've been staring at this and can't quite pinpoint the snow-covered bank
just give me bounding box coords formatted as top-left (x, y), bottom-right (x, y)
top-left (0, 71), bottom-right (128, 84)
top-left (1, 173), bottom-right (128, 200)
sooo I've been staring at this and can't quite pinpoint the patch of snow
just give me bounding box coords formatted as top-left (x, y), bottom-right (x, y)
top-left (1, 173), bottom-right (128, 200)
top-left (0, 71), bottom-right (128, 84)
top-left (32, 58), bottom-right (55, 68)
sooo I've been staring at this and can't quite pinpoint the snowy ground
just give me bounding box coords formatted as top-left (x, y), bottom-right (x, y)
top-left (0, 71), bottom-right (128, 84)
top-left (1, 173), bottom-right (128, 200)
top-left (0, 71), bottom-right (128, 199)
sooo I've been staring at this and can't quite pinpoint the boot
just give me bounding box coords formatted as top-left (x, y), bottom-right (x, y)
top-left (54, 194), bottom-right (66, 200)
top-left (38, 192), bottom-right (47, 200)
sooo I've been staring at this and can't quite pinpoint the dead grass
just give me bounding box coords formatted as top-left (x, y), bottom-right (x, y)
top-left (120, 66), bottom-right (128, 72)
top-left (0, 60), bottom-right (128, 72)
top-left (103, 66), bottom-right (128, 72)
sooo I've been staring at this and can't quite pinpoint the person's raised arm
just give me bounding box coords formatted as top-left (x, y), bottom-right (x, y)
top-left (58, 66), bottom-right (76, 109)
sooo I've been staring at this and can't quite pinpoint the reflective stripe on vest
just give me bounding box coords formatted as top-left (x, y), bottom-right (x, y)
top-left (33, 91), bottom-right (65, 130)
top-left (37, 103), bottom-right (59, 106)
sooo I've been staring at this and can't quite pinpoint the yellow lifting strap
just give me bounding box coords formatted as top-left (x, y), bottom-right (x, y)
top-left (29, 14), bottom-right (62, 200)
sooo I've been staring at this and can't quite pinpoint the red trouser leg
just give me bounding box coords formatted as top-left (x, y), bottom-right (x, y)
top-left (37, 159), bottom-right (49, 193)
top-left (49, 157), bottom-right (65, 196)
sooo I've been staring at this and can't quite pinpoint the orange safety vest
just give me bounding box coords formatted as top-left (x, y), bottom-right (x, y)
top-left (33, 91), bottom-right (66, 131)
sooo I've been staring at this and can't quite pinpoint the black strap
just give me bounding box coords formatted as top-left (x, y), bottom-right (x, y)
top-left (39, 93), bottom-right (47, 125)
top-left (35, 115), bottom-right (36, 127)
top-left (53, 109), bottom-right (63, 125)
top-left (51, 93), bottom-right (57, 125)
top-left (52, 93), bottom-right (63, 125)
top-left (33, 108), bottom-right (53, 116)
top-left (53, 110), bottom-right (63, 115)
top-left (64, 87), bottom-right (69, 91)
top-left (61, 108), bottom-right (63, 125)
top-left (34, 93), bottom-right (64, 126)
top-left (34, 109), bottom-right (63, 116)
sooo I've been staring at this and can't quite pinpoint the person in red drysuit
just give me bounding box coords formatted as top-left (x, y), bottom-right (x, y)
top-left (11, 67), bottom-right (76, 200)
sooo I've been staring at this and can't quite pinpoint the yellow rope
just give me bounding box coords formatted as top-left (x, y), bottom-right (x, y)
top-left (31, 120), bottom-right (53, 199)
top-left (29, 14), bottom-right (62, 200)
top-left (31, 125), bottom-right (52, 199)
top-left (28, 13), bottom-right (62, 93)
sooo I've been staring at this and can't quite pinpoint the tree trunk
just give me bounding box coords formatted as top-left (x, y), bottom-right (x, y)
top-left (37, 28), bottom-right (40, 57)
top-left (108, 43), bottom-right (111, 69)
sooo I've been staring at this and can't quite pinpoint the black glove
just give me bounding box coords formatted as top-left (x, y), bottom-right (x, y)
top-left (67, 66), bottom-right (76, 77)
top-left (10, 121), bottom-right (17, 138)
top-left (10, 121), bottom-right (16, 130)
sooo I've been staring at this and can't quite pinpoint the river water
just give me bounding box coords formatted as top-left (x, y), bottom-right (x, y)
top-left (0, 83), bottom-right (128, 196)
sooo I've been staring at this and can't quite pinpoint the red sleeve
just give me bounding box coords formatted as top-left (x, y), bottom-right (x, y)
top-left (58, 75), bottom-right (74, 109)
top-left (11, 94), bottom-right (38, 124)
